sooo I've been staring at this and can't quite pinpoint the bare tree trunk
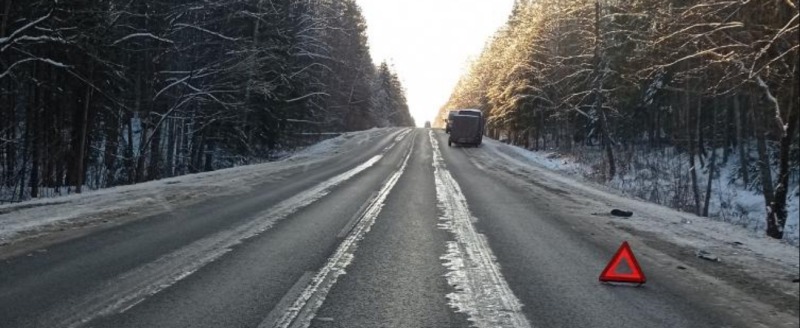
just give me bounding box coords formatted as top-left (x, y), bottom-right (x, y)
top-left (722, 99), bottom-right (732, 164)
top-left (18, 129), bottom-right (28, 201)
top-left (28, 64), bottom-right (39, 198)
top-left (204, 136), bottom-right (214, 172)
top-left (1, 0), bottom-right (11, 188)
top-left (165, 118), bottom-right (177, 177)
top-left (600, 111), bottom-right (616, 180)
top-left (75, 64), bottom-right (94, 193)
top-left (18, 70), bottom-right (35, 200)
top-left (535, 114), bottom-right (542, 150)
top-left (4, 87), bottom-right (15, 187)
top-left (594, 0), bottom-right (615, 180)
top-left (697, 96), bottom-right (706, 168)
top-left (524, 128), bottom-right (531, 149)
top-left (128, 66), bottom-right (142, 184)
top-left (649, 102), bottom-right (657, 147)
top-left (190, 133), bottom-right (204, 174)
top-left (687, 88), bottom-right (701, 215)
top-left (125, 111), bottom-right (135, 184)
top-left (104, 109), bottom-right (121, 187)
top-left (135, 124), bottom-right (148, 182)
top-left (147, 124), bottom-right (162, 181)
top-left (734, 96), bottom-right (749, 186)
top-left (766, 63), bottom-right (799, 239)
top-left (702, 100), bottom-right (718, 217)
top-left (753, 96), bottom-right (776, 233)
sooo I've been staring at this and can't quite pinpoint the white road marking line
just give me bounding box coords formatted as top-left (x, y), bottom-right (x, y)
top-left (260, 271), bottom-right (316, 328)
top-left (267, 132), bottom-right (416, 328)
top-left (337, 191), bottom-right (380, 239)
top-left (46, 136), bottom-right (407, 328)
top-left (429, 130), bottom-right (532, 328)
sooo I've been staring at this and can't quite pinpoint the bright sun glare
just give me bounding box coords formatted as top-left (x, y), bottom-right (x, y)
top-left (356, 0), bottom-right (516, 126)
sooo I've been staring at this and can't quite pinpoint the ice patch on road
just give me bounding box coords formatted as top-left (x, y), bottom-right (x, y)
top-left (429, 131), bottom-right (532, 328)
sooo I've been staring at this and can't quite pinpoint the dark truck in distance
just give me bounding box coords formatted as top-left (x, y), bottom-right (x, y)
top-left (445, 110), bottom-right (458, 133)
top-left (448, 109), bottom-right (484, 147)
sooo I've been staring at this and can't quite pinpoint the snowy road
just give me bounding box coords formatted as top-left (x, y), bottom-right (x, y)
top-left (0, 129), bottom-right (797, 328)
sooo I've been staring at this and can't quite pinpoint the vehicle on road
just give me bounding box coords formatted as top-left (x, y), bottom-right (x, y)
top-left (444, 110), bottom-right (458, 134)
top-left (447, 109), bottom-right (484, 147)
top-left (424, 121), bottom-right (431, 128)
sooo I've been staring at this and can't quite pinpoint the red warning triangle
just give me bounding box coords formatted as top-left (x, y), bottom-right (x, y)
top-left (599, 241), bottom-right (646, 284)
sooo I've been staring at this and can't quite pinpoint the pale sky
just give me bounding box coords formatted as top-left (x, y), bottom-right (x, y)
top-left (356, 0), bottom-right (515, 126)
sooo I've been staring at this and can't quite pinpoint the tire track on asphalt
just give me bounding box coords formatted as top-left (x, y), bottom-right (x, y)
top-left (264, 131), bottom-right (416, 328)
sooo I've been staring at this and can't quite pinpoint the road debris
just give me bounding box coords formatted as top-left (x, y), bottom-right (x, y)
top-left (610, 209), bottom-right (633, 217)
top-left (696, 250), bottom-right (720, 262)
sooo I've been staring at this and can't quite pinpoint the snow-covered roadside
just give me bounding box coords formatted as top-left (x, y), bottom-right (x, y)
top-left (500, 141), bottom-right (800, 246)
top-left (488, 139), bottom-right (800, 246)
top-left (473, 138), bottom-right (799, 296)
top-left (0, 128), bottom-right (400, 247)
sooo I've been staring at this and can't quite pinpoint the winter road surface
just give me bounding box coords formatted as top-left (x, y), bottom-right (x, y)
top-left (0, 128), bottom-right (797, 328)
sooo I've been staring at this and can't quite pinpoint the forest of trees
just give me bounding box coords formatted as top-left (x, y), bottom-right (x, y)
top-left (1, 0), bottom-right (413, 202)
top-left (437, 0), bottom-right (799, 240)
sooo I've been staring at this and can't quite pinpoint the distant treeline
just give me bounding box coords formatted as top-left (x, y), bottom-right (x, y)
top-left (438, 0), bottom-right (798, 239)
top-left (0, 0), bottom-right (414, 201)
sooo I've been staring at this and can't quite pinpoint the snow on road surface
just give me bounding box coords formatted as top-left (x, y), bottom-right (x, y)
top-left (268, 132), bottom-right (415, 328)
top-left (473, 137), bottom-right (799, 299)
top-left (429, 131), bottom-right (532, 328)
top-left (0, 128), bottom-right (403, 248)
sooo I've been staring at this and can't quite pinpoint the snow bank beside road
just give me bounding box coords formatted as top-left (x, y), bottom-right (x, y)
top-left (486, 139), bottom-right (800, 246)
top-left (0, 128), bottom-right (398, 247)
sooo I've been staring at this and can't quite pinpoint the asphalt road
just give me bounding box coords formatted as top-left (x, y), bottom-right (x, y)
top-left (0, 128), bottom-right (794, 328)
